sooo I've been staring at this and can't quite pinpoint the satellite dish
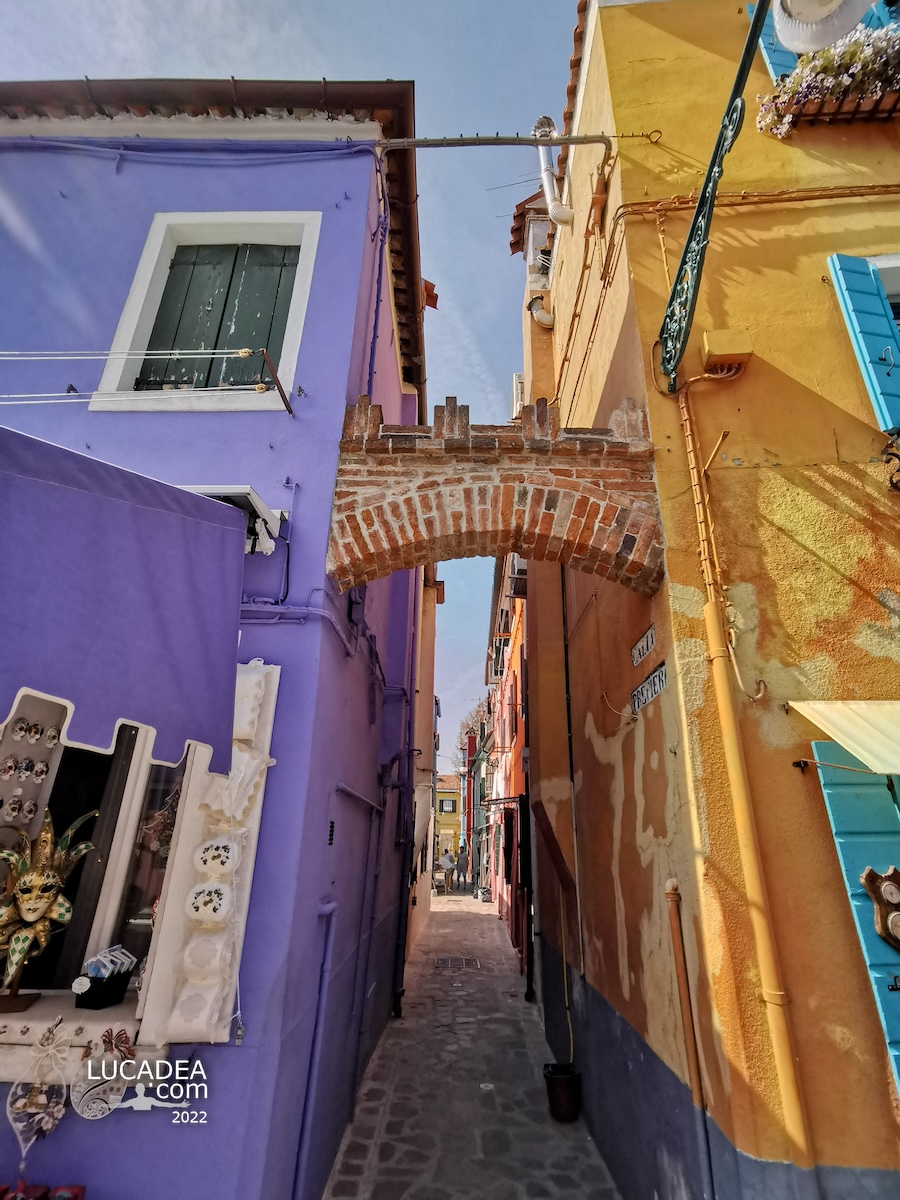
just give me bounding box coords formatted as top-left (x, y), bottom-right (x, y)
top-left (773, 0), bottom-right (879, 52)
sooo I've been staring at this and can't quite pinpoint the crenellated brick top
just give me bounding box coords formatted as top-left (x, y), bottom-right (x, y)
top-left (340, 395), bottom-right (653, 460)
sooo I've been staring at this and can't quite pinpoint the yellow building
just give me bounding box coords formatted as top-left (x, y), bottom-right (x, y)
top-left (520, 3), bottom-right (900, 1197)
top-left (435, 772), bottom-right (462, 858)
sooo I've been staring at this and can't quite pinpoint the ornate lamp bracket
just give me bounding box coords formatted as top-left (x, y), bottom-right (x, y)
top-left (658, 0), bottom-right (771, 390)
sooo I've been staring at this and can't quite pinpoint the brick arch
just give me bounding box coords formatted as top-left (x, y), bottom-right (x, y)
top-left (327, 396), bottom-right (664, 596)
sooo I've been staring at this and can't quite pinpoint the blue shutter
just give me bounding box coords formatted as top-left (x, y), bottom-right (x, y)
top-left (811, 741), bottom-right (900, 1091)
top-left (747, 3), bottom-right (799, 79)
top-left (828, 253), bottom-right (900, 433)
top-left (861, 2), bottom-right (897, 29)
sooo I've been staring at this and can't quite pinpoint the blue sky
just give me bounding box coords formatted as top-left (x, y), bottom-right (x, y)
top-left (0, 0), bottom-right (575, 766)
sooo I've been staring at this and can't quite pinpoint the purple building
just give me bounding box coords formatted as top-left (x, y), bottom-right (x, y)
top-left (0, 79), bottom-right (432, 1199)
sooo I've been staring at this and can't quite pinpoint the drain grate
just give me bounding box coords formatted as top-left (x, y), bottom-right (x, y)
top-left (433, 956), bottom-right (481, 969)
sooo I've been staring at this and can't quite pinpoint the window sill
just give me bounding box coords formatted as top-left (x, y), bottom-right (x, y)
top-left (0, 991), bottom-right (168, 1081)
top-left (89, 389), bottom-right (287, 413)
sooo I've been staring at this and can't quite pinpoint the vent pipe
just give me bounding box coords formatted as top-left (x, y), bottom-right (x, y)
top-left (533, 116), bottom-right (574, 226)
top-left (527, 295), bottom-right (555, 329)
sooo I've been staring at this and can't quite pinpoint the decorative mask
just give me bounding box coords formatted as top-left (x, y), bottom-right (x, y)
top-left (861, 865), bottom-right (900, 953)
top-left (10, 718), bottom-right (27, 742)
top-left (0, 812), bottom-right (96, 985)
top-left (45, 727), bottom-right (60, 748)
top-left (31, 761), bottom-right (49, 785)
top-left (1, 796), bottom-right (20, 825)
top-left (20, 797), bottom-right (38, 823)
top-left (0, 756), bottom-right (16, 780)
top-left (15, 759), bottom-right (34, 782)
top-left (25, 723), bottom-right (43, 745)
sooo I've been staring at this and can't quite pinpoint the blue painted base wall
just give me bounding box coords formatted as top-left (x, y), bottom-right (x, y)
top-left (539, 937), bottom-right (900, 1200)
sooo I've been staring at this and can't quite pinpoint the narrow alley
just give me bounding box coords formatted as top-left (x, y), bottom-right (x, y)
top-left (323, 891), bottom-right (620, 1200)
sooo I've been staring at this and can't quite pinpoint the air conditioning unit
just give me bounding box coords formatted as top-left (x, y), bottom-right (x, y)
top-left (181, 485), bottom-right (288, 555)
top-left (511, 373), bottom-right (525, 421)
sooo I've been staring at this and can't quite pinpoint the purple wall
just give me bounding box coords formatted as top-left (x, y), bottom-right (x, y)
top-left (0, 134), bottom-right (420, 1199)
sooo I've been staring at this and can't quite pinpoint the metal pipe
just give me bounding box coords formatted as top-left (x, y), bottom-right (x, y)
top-left (240, 603), bottom-right (355, 657)
top-left (527, 295), bottom-right (555, 329)
top-left (336, 782), bottom-right (384, 812)
top-left (292, 899), bottom-right (338, 1197)
top-left (373, 132), bottom-right (620, 151)
top-left (532, 117), bottom-right (575, 226)
top-left (666, 879), bottom-right (717, 1200)
top-left (677, 385), bottom-right (819, 1185)
top-left (559, 566), bottom-right (585, 968)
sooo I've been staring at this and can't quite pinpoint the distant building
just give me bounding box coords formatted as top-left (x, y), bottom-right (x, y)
top-left (435, 772), bottom-right (462, 856)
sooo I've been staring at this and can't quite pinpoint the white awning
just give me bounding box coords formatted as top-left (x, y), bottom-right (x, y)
top-left (791, 700), bottom-right (900, 774)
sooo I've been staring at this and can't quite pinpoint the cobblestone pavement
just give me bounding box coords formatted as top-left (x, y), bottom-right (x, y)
top-left (322, 888), bottom-right (621, 1200)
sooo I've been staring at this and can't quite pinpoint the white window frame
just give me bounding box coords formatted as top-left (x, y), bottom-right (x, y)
top-left (439, 798), bottom-right (456, 814)
top-left (869, 253), bottom-right (900, 301)
top-left (90, 211), bottom-right (321, 413)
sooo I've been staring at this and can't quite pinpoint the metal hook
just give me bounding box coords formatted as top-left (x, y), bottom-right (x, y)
top-left (880, 346), bottom-right (895, 377)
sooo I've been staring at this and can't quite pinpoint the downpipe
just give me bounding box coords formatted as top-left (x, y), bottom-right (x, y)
top-left (666, 880), bottom-right (716, 1200)
top-left (292, 899), bottom-right (338, 1199)
top-left (390, 569), bottom-right (422, 1018)
top-left (677, 384), bottom-right (820, 1194)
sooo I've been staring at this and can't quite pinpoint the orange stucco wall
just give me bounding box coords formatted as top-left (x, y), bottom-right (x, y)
top-left (525, 0), bottom-right (900, 1170)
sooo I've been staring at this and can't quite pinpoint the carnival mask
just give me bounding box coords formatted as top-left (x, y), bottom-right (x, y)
top-left (15, 759), bottom-right (34, 783)
top-left (0, 757), bottom-right (16, 781)
top-left (45, 727), bottom-right (60, 748)
top-left (25, 723), bottom-right (43, 745)
top-left (14, 868), bottom-right (61, 923)
top-left (31, 762), bottom-right (48, 785)
top-left (0, 811), bottom-right (96, 985)
top-left (10, 719), bottom-right (27, 742)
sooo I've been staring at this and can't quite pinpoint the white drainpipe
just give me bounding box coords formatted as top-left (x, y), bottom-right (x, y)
top-left (527, 295), bottom-right (555, 329)
top-left (533, 115), bottom-right (574, 226)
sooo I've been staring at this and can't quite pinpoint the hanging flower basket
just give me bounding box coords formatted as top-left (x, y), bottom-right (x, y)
top-left (758, 24), bottom-right (900, 138)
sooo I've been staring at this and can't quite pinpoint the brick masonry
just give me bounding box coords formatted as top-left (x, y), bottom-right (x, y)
top-left (327, 396), bottom-right (665, 596)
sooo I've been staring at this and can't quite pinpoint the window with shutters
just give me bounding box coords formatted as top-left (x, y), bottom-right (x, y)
top-left (828, 253), bottom-right (900, 433)
top-left (809, 741), bottom-right (900, 1092)
top-left (134, 244), bottom-right (299, 391)
top-left (439, 798), bottom-right (456, 814)
top-left (91, 211), bottom-right (321, 413)
top-left (748, 1), bottom-right (896, 82)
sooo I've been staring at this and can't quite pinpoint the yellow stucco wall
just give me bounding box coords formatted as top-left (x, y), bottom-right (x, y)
top-left (531, 0), bottom-right (900, 1170)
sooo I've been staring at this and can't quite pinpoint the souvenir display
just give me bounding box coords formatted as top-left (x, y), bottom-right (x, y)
top-left (14, 761), bottom-right (33, 784)
top-left (6, 1019), bottom-right (70, 1185)
top-left (24, 726), bottom-right (42, 746)
top-left (2, 795), bottom-right (22, 823)
top-left (43, 729), bottom-right (59, 749)
top-left (10, 720), bottom-right (27, 742)
top-left (30, 763), bottom-right (48, 786)
top-left (0, 757), bottom-right (17, 781)
top-left (71, 1026), bottom-right (134, 1119)
top-left (72, 946), bottom-right (136, 1010)
top-left (0, 812), bottom-right (96, 989)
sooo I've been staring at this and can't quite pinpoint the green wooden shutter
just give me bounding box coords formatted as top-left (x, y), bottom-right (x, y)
top-left (136, 245), bottom-right (237, 390)
top-left (211, 245), bottom-right (300, 388)
top-left (137, 243), bottom-right (298, 392)
top-left (811, 740), bottom-right (900, 1090)
top-left (747, 3), bottom-right (799, 79)
top-left (828, 253), bottom-right (900, 432)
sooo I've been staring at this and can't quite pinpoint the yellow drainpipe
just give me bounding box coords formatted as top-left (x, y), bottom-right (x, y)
top-left (677, 381), bottom-right (816, 1175)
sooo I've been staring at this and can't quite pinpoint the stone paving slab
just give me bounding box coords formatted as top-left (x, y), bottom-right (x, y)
top-left (323, 889), bottom-right (621, 1200)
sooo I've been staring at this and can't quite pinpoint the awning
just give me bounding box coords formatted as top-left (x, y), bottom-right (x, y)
top-left (413, 783), bottom-right (433, 860)
top-left (0, 427), bottom-right (245, 774)
top-left (791, 700), bottom-right (900, 775)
